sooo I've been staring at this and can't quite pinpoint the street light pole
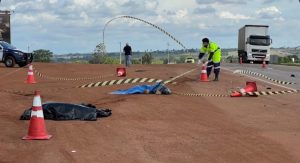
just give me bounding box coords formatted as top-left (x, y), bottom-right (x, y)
top-left (119, 42), bottom-right (122, 64)
top-left (167, 42), bottom-right (170, 64)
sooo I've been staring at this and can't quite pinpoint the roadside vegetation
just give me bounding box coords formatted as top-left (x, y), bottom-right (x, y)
top-left (33, 48), bottom-right (300, 65)
top-left (32, 49), bottom-right (53, 63)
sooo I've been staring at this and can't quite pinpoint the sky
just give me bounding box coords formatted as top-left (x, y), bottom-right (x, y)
top-left (0, 0), bottom-right (299, 54)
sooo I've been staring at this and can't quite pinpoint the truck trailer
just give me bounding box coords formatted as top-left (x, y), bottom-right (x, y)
top-left (238, 25), bottom-right (272, 63)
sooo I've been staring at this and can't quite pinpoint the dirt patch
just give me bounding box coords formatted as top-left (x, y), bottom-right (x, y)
top-left (0, 63), bottom-right (299, 162)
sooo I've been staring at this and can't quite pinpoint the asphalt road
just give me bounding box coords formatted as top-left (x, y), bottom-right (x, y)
top-left (222, 63), bottom-right (300, 91)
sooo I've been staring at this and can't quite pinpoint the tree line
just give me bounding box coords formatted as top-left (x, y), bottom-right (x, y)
top-left (32, 48), bottom-right (300, 64)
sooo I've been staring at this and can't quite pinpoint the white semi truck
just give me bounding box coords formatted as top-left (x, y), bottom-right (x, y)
top-left (238, 25), bottom-right (272, 63)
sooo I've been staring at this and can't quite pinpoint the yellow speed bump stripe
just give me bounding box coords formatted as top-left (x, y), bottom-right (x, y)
top-left (77, 78), bottom-right (168, 88)
top-left (34, 69), bottom-right (113, 81)
top-left (235, 70), bottom-right (298, 85)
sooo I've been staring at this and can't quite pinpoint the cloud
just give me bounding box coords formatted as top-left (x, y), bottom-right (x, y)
top-left (12, 14), bottom-right (36, 24)
top-left (256, 6), bottom-right (284, 21)
top-left (0, 0), bottom-right (299, 53)
top-left (49, 0), bottom-right (58, 4)
top-left (101, 0), bottom-right (159, 16)
top-left (176, 9), bottom-right (188, 18)
top-left (172, 9), bottom-right (193, 24)
top-left (193, 6), bottom-right (216, 14)
top-left (196, 0), bottom-right (247, 5)
top-left (145, 0), bottom-right (159, 10)
top-left (13, 12), bottom-right (58, 25)
top-left (151, 15), bottom-right (170, 24)
top-left (197, 23), bottom-right (208, 29)
top-left (262, 0), bottom-right (277, 4)
top-left (261, 0), bottom-right (294, 4)
top-left (73, 0), bottom-right (96, 7)
top-left (218, 11), bottom-right (252, 20)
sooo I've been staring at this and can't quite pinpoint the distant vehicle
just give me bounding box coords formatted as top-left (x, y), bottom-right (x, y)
top-left (185, 57), bottom-right (195, 63)
top-left (0, 41), bottom-right (33, 67)
top-left (238, 25), bottom-right (272, 64)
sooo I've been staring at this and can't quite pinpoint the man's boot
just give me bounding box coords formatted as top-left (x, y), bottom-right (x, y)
top-left (213, 72), bottom-right (219, 81)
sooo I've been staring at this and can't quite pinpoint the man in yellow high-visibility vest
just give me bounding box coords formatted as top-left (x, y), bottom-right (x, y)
top-left (198, 38), bottom-right (222, 81)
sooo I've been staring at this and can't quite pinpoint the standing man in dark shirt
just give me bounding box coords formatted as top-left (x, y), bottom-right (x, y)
top-left (123, 43), bottom-right (132, 67)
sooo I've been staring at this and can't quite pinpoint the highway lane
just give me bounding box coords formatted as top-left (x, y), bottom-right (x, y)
top-left (222, 63), bottom-right (300, 90)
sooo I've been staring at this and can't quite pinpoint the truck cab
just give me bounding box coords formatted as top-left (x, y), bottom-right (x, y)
top-left (246, 35), bottom-right (271, 62)
top-left (0, 41), bottom-right (33, 67)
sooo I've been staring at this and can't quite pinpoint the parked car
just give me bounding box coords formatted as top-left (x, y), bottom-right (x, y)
top-left (185, 57), bottom-right (195, 63)
top-left (0, 41), bottom-right (33, 67)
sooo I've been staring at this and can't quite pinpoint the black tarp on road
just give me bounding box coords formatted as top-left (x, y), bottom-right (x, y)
top-left (20, 103), bottom-right (112, 121)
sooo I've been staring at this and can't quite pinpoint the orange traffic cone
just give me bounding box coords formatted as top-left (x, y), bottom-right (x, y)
top-left (200, 64), bottom-right (209, 82)
top-left (22, 91), bottom-right (52, 140)
top-left (117, 67), bottom-right (126, 77)
top-left (230, 91), bottom-right (243, 97)
top-left (26, 64), bottom-right (36, 84)
top-left (240, 81), bottom-right (257, 93)
top-left (262, 58), bottom-right (267, 69)
top-left (231, 81), bottom-right (257, 97)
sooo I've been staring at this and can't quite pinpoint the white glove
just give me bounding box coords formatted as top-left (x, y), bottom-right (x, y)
top-left (197, 59), bottom-right (202, 65)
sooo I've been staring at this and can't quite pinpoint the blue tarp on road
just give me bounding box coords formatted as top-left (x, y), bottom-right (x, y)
top-left (111, 82), bottom-right (171, 95)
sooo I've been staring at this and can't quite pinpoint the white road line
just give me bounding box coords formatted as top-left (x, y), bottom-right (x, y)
top-left (222, 67), bottom-right (298, 91)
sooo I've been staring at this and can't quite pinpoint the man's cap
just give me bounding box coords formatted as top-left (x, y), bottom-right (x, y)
top-left (202, 38), bottom-right (209, 43)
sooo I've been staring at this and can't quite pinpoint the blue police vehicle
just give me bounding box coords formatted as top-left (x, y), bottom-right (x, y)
top-left (0, 41), bottom-right (33, 67)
